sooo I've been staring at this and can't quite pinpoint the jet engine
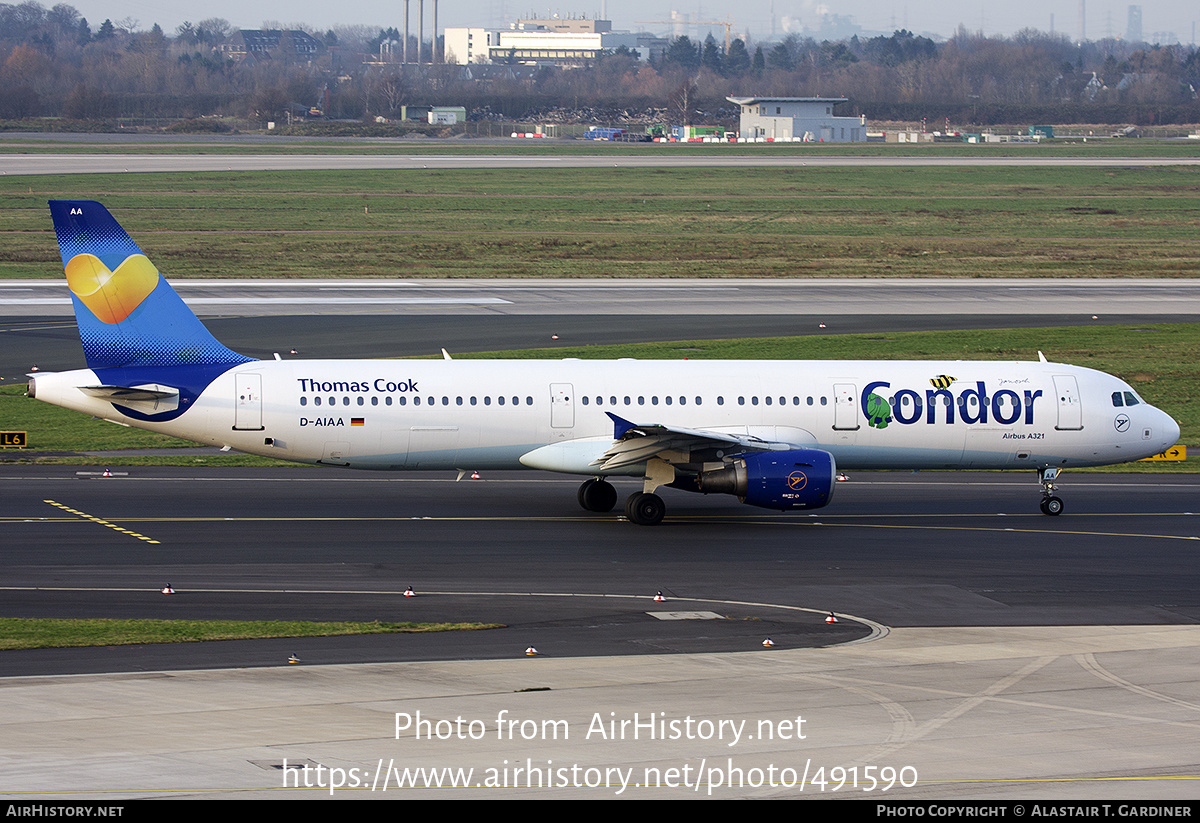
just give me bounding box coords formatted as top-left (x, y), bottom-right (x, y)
top-left (696, 449), bottom-right (836, 511)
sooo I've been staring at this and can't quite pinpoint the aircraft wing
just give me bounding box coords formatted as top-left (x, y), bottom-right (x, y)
top-left (591, 413), bottom-right (788, 470)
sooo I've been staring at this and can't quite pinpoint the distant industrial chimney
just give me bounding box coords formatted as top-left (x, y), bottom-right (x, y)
top-left (1127, 5), bottom-right (1143, 42)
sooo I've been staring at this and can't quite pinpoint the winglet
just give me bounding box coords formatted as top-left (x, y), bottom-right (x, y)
top-left (606, 412), bottom-right (637, 439)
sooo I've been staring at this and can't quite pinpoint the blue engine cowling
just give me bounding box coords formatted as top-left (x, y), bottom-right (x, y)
top-left (695, 449), bottom-right (837, 511)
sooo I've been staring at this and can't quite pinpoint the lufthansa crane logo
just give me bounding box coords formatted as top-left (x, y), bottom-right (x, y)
top-left (787, 471), bottom-right (808, 491)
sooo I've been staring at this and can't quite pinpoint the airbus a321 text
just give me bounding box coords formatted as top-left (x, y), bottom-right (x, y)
top-left (28, 201), bottom-right (1181, 525)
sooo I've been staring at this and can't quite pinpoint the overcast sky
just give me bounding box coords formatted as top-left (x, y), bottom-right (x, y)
top-left (60, 0), bottom-right (1198, 45)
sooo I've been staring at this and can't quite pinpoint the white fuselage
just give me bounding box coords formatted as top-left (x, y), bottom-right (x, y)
top-left (31, 358), bottom-right (1181, 475)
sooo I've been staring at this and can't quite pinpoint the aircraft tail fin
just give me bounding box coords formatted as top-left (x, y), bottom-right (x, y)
top-left (49, 200), bottom-right (252, 370)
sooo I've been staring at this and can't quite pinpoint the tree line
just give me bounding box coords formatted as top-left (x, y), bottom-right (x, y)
top-left (2, 1), bottom-right (1198, 126)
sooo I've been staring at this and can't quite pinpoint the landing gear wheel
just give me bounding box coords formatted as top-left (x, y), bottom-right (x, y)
top-left (624, 492), bottom-right (665, 526)
top-left (1037, 468), bottom-right (1065, 517)
top-left (578, 478), bottom-right (617, 512)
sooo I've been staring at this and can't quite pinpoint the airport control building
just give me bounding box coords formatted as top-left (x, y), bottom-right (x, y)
top-left (727, 97), bottom-right (866, 142)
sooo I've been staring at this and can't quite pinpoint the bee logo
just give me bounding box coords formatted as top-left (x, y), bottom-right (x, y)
top-left (929, 375), bottom-right (957, 390)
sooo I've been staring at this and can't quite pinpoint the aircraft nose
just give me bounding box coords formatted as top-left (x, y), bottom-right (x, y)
top-left (1162, 411), bottom-right (1181, 449)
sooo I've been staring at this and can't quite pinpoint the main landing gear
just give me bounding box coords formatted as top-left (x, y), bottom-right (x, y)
top-left (1038, 467), bottom-right (1064, 516)
top-left (577, 477), bottom-right (617, 513)
top-left (576, 474), bottom-right (667, 526)
top-left (624, 492), bottom-right (666, 526)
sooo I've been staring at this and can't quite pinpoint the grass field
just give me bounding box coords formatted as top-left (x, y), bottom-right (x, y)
top-left (1, 165), bottom-right (1199, 279)
top-left (0, 618), bottom-right (503, 650)
top-left (3, 324), bottom-right (1195, 467)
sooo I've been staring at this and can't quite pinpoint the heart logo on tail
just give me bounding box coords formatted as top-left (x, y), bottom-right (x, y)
top-left (65, 253), bottom-right (159, 325)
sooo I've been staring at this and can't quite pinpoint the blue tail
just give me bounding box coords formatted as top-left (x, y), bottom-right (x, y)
top-left (49, 201), bottom-right (252, 370)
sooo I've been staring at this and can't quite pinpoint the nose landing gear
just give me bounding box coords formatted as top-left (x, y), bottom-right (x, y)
top-left (1038, 467), bottom-right (1064, 516)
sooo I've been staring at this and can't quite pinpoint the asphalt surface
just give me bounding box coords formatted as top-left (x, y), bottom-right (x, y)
top-left (2, 467), bottom-right (1197, 677)
top-left (5, 309), bottom-right (1200, 383)
top-left (5, 152), bottom-right (1200, 175)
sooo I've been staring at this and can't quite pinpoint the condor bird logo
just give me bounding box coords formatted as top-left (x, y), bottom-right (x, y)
top-left (787, 471), bottom-right (808, 491)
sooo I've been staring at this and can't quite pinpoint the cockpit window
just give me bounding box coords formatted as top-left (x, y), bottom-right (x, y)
top-left (1112, 391), bottom-right (1124, 407)
top-left (1123, 391), bottom-right (1140, 407)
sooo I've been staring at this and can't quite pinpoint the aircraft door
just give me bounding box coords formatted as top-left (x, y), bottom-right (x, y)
top-left (550, 383), bottom-right (574, 429)
top-left (233, 372), bottom-right (263, 431)
top-left (1052, 375), bottom-right (1083, 430)
top-left (832, 383), bottom-right (859, 430)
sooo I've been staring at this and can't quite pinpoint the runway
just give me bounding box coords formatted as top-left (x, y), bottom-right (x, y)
top-left (2, 467), bottom-right (1199, 799)
top-left (5, 278), bottom-right (1200, 318)
top-left (3, 278), bottom-right (1199, 382)
top-left (5, 152), bottom-right (1200, 176)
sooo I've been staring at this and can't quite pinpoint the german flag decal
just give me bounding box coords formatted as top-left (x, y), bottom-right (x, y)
top-left (351, 418), bottom-right (365, 426)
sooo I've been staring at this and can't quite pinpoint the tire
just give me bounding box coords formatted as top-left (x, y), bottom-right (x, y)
top-left (625, 492), bottom-right (665, 526)
top-left (1043, 496), bottom-right (1064, 516)
top-left (579, 478), bottom-right (617, 512)
top-left (578, 478), bottom-right (597, 511)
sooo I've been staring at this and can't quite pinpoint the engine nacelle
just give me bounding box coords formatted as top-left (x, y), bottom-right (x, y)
top-left (696, 449), bottom-right (836, 511)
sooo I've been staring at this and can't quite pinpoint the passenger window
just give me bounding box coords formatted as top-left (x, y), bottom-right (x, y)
top-left (300, 397), bottom-right (308, 406)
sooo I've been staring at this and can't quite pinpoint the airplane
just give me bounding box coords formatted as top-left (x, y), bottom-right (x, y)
top-left (28, 201), bottom-right (1181, 525)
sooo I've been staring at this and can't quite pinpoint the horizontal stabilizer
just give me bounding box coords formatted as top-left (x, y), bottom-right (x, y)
top-left (79, 385), bottom-right (180, 402)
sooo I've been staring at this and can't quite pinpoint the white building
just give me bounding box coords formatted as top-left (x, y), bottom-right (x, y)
top-left (443, 28), bottom-right (498, 64)
top-left (727, 96), bottom-right (866, 142)
top-left (493, 29), bottom-right (603, 65)
top-left (445, 23), bottom-right (606, 66)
